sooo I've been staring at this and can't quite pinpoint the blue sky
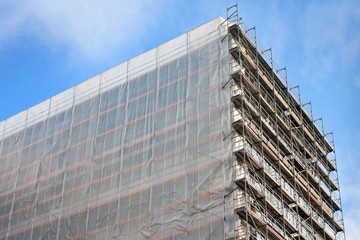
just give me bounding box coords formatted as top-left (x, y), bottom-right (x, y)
top-left (0, 0), bottom-right (359, 238)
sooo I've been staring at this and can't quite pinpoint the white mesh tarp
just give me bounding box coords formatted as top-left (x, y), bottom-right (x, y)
top-left (0, 17), bottom-right (234, 240)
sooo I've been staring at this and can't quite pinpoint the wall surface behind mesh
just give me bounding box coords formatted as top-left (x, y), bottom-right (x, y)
top-left (0, 17), bottom-right (233, 240)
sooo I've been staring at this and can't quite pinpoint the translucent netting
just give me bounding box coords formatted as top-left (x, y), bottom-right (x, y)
top-left (0, 17), bottom-right (234, 239)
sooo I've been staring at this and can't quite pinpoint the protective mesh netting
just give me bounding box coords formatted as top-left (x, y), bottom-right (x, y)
top-left (0, 17), bottom-right (235, 239)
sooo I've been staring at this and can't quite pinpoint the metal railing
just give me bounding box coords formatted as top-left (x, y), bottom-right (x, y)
top-left (325, 221), bottom-right (336, 238)
top-left (259, 84), bottom-right (275, 111)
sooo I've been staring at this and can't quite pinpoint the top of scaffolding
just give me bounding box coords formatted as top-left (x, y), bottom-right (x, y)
top-left (225, 4), bottom-right (335, 151)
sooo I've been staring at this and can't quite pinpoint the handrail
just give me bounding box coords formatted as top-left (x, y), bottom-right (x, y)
top-left (278, 128), bottom-right (292, 152)
top-left (262, 129), bottom-right (278, 155)
top-left (293, 150), bottom-right (306, 166)
top-left (307, 160), bottom-right (320, 182)
top-left (259, 84), bottom-right (275, 110)
top-left (276, 108), bottom-right (291, 128)
top-left (288, 101), bottom-right (302, 123)
top-left (283, 204), bottom-right (298, 230)
top-left (292, 126), bottom-right (305, 146)
top-left (242, 89), bottom-right (260, 111)
top-left (325, 221), bottom-right (336, 237)
top-left (313, 129), bottom-right (326, 150)
top-left (242, 64), bottom-right (258, 88)
top-left (312, 207), bottom-right (325, 226)
top-left (260, 111), bottom-right (276, 134)
top-left (320, 179), bottom-right (331, 196)
top-left (273, 80), bottom-right (288, 104)
top-left (309, 180), bottom-right (321, 201)
top-left (240, 38), bottom-right (257, 63)
top-left (245, 116), bottom-right (262, 138)
top-left (304, 137), bottom-right (316, 157)
top-left (300, 220), bottom-right (314, 239)
top-left (231, 84), bottom-right (259, 113)
top-left (258, 61), bottom-right (273, 84)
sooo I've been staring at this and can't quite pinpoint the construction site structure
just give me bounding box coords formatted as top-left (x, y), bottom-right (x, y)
top-left (0, 6), bottom-right (345, 240)
top-left (226, 5), bottom-right (345, 240)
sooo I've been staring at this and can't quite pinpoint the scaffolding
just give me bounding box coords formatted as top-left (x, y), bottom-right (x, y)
top-left (226, 4), bottom-right (345, 240)
top-left (0, 7), bottom-right (346, 240)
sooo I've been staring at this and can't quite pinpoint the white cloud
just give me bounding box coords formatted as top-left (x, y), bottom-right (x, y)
top-left (0, 0), bottom-right (166, 60)
top-left (300, 0), bottom-right (360, 88)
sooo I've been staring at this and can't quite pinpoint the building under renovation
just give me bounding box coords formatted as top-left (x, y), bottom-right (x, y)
top-left (0, 6), bottom-right (345, 240)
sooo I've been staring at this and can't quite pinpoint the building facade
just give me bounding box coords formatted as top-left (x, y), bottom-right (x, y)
top-left (0, 9), bottom-right (345, 240)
